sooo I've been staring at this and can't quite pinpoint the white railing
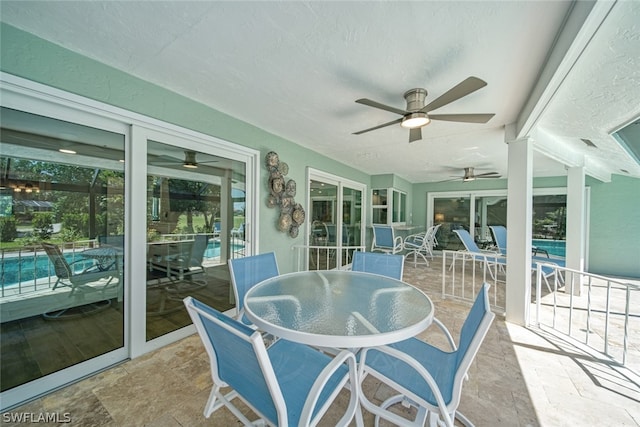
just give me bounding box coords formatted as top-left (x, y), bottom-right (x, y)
top-left (534, 262), bottom-right (640, 370)
top-left (1, 233), bottom-right (234, 297)
top-left (441, 250), bottom-right (506, 313)
top-left (1, 240), bottom-right (98, 297)
top-left (291, 244), bottom-right (366, 272)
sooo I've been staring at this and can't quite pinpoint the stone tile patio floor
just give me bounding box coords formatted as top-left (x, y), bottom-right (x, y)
top-left (5, 258), bottom-right (640, 426)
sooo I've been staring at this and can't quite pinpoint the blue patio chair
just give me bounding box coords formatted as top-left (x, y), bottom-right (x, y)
top-left (371, 225), bottom-right (403, 254)
top-left (351, 251), bottom-right (404, 280)
top-left (229, 252), bottom-right (279, 326)
top-left (489, 225), bottom-right (565, 292)
top-left (359, 283), bottom-right (495, 427)
top-left (184, 296), bottom-right (359, 426)
top-left (453, 229), bottom-right (505, 280)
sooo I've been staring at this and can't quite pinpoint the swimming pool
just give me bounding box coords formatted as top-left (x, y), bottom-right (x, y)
top-left (0, 240), bottom-right (244, 287)
top-left (532, 239), bottom-right (566, 257)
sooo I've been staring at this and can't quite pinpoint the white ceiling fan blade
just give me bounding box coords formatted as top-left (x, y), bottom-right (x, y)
top-left (353, 118), bottom-right (403, 135)
top-left (421, 76), bottom-right (488, 113)
top-left (355, 98), bottom-right (408, 116)
top-left (429, 113), bottom-right (495, 123)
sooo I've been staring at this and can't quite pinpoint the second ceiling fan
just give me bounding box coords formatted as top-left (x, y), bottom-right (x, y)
top-left (353, 76), bottom-right (495, 143)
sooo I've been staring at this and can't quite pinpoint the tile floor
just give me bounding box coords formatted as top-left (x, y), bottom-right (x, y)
top-left (4, 258), bottom-right (640, 426)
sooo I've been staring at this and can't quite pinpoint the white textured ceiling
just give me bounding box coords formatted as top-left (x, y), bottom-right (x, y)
top-left (1, 1), bottom-right (639, 183)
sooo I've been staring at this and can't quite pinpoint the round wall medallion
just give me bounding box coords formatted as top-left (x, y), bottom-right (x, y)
top-left (278, 213), bottom-right (292, 232)
top-left (278, 162), bottom-right (289, 175)
top-left (270, 176), bottom-right (285, 196)
top-left (292, 204), bottom-right (305, 225)
top-left (289, 224), bottom-right (299, 238)
top-left (265, 151), bottom-right (280, 169)
top-left (285, 179), bottom-right (297, 197)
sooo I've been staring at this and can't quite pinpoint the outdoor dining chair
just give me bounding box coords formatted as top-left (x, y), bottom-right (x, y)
top-left (358, 283), bottom-right (495, 427)
top-left (371, 225), bottom-right (403, 254)
top-left (184, 296), bottom-right (359, 426)
top-left (351, 251), bottom-right (404, 280)
top-left (229, 252), bottom-right (279, 326)
top-left (402, 224), bottom-right (441, 267)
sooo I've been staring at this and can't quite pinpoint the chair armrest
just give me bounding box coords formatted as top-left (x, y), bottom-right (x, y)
top-left (359, 345), bottom-right (455, 427)
top-left (300, 349), bottom-right (358, 427)
top-left (430, 317), bottom-right (457, 351)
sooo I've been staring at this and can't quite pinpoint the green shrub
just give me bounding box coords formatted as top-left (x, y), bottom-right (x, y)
top-left (0, 216), bottom-right (18, 242)
top-left (32, 213), bottom-right (54, 240)
top-left (62, 213), bottom-right (89, 237)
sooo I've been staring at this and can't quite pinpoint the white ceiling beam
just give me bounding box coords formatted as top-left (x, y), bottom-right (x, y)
top-left (516, 0), bottom-right (615, 139)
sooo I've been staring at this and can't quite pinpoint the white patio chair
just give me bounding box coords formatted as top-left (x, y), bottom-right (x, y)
top-left (184, 296), bottom-right (359, 426)
top-left (403, 224), bottom-right (441, 267)
top-left (358, 283), bottom-right (495, 427)
top-left (371, 225), bottom-right (403, 254)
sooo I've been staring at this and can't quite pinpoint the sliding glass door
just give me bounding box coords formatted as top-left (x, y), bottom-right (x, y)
top-left (307, 170), bottom-right (365, 270)
top-left (429, 190), bottom-right (567, 252)
top-left (144, 138), bottom-right (248, 341)
top-left (0, 106), bottom-right (128, 409)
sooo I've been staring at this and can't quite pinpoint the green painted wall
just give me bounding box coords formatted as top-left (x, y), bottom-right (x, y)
top-left (587, 175), bottom-right (640, 278)
top-left (2, 23), bottom-right (638, 278)
top-left (0, 23), bottom-right (370, 273)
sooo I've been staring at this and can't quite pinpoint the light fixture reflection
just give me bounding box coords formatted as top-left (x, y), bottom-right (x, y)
top-left (59, 148), bottom-right (76, 154)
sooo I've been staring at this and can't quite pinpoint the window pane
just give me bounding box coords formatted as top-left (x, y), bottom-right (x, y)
top-left (0, 107), bottom-right (125, 391)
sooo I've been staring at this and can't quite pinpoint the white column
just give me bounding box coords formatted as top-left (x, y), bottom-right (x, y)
top-left (506, 137), bottom-right (533, 325)
top-left (565, 166), bottom-right (586, 295)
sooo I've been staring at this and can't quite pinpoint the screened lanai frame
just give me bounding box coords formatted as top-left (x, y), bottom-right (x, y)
top-left (0, 72), bottom-right (261, 411)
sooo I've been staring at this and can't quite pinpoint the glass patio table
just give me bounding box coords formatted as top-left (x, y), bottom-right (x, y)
top-left (244, 270), bottom-right (434, 349)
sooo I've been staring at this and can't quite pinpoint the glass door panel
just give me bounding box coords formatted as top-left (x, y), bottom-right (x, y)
top-left (342, 186), bottom-right (362, 267)
top-left (0, 107), bottom-right (125, 393)
top-left (145, 140), bottom-right (245, 341)
top-left (474, 196), bottom-right (507, 248)
top-left (432, 196), bottom-right (471, 250)
top-left (308, 180), bottom-right (338, 270)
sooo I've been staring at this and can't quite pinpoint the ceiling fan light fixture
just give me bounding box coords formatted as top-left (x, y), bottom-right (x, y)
top-left (183, 151), bottom-right (198, 168)
top-left (401, 112), bottom-right (430, 129)
top-left (463, 176), bottom-right (475, 182)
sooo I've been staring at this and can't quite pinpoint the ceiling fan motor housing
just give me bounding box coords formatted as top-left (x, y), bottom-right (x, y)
top-left (403, 88), bottom-right (427, 111)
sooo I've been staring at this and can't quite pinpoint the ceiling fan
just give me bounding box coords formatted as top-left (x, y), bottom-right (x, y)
top-left (150, 150), bottom-right (219, 169)
top-left (353, 76), bottom-right (495, 143)
top-left (441, 167), bottom-right (501, 182)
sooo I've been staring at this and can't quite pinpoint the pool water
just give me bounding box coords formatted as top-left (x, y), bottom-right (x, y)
top-left (1, 240), bottom-right (244, 287)
top-left (532, 239), bottom-right (566, 257)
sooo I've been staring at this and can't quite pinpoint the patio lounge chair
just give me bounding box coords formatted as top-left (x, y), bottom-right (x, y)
top-left (41, 242), bottom-right (119, 318)
top-left (183, 296), bottom-right (359, 426)
top-left (359, 283), bottom-right (495, 427)
top-left (351, 251), bottom-right (404, 280)
top-left (489, 225), bottom-right (565, 292)
top-left (452, 229), bottom-right (506, 280)
top-left (371, 225), bottom-right (403, 254)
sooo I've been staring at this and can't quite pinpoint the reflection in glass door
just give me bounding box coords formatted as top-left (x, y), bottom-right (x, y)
top-left (145, 140), bottom-right (247, 341)
top-left (307, 171), bottom-right (365, 270)
top-left (432, 196), bottom-right (471, 250)
top-left (0, 107), bottom-right (126, 405)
